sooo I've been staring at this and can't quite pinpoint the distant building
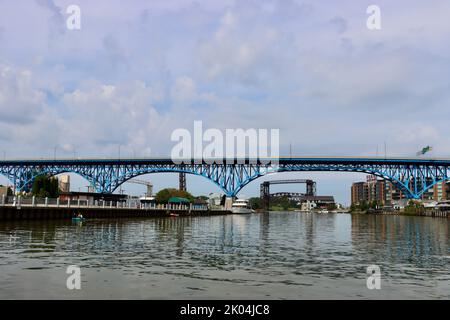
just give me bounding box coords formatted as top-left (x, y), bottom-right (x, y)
top-left (298, 195), bottom-right (335, 209)
top-left (168, 197), bottom-right (190, 205)
top-left (193, 198), bottom-right (208, 209)
top-left (351, 182), bottom-right (366, 205)
top-left (59, 191), bottom-right (127, 205)
top-left (433, 181), bottom-right (449, 201)
top-left (351, 176), bottom-right (390, 206)
top-left (351, 175), bottom-right (450, 206)
top-left (208, 193), bottom-right (224, 207)
top-left (58, 175), bottom-right (70, 193)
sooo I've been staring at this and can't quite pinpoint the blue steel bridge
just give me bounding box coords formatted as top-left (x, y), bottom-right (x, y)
top-left (1, 157), bottom-right (450, 199)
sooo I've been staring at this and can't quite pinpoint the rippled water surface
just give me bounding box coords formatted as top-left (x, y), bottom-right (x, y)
top-left (0, 212), bottom-right (448, 299)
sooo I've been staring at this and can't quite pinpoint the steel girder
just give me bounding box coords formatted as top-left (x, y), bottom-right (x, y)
top-left (0, 159), bottom-right (449, 198)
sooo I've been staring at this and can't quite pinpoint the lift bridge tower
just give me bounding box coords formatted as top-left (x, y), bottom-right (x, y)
top-left (260, 179), bottom-right (316, 210)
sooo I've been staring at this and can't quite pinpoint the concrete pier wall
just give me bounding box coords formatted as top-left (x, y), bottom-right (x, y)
top-left (0, 207), bottom-right (230, 221)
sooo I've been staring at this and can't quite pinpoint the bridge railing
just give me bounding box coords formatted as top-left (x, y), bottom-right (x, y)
top-left (0, 195), bottom-right (211, 211)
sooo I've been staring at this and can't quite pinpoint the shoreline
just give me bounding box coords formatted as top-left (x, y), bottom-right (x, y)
top-left (350, 210), bottom-right (449, 218)
top-left (0, 206), bottom-right (231, 221)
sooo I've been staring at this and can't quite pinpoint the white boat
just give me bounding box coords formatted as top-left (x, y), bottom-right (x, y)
top-left (231, 199), bottom-right (252, 214)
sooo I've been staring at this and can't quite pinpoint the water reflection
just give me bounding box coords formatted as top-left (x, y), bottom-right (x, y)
top-left (0, 213), bottom-right (448, 299)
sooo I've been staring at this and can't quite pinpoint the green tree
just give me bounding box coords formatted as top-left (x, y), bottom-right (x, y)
top-left (155, 188), bottom-right (195, 203)
top-left (327, 203), bottom-right (337, 211)
top-left (31, 176), bottom-right (59, 198)
top-left (404, 200), bottom-right (424, 214)
top-left (249, 197), bottom-right (261, 209)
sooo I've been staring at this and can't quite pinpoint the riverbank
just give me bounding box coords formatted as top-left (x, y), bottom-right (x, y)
top-left (0, 206), bottom-right (231, 221)
top-left (351, 209), bottom-right (449, 218)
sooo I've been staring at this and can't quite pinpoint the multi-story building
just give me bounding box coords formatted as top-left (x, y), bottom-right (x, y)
top-left (351, 182), bottom-right (365, 205)
top-left (433, 181), bottom-right (449, 201)
top-left (351, 176), bottom-right (387, 206)
top-left (351, 175), bottom-right (450, 205)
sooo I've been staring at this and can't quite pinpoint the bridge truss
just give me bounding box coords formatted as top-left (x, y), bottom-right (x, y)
top-left (0, 157), bottom-right (449, 199)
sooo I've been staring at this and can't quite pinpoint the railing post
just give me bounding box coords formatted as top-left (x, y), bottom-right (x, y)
top-left (1, 194), bottom-right (5, 206)
top-left (32, 196), bottom-right (35, 207)
top-left (77, 199), bottom-right (80, 207)
top-left (103, 200), bottom-right (105, 208)
top-left (17, 195), bottom-right (21, 209)
top-left (45, 197), bottom-right (48, 207)
top-left (57, 197), bottom-right (60, 207)
top-left (67, 198), bottom-right (70, 208)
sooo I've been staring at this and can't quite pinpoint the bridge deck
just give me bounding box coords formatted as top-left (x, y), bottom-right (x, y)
top-left (1, 157), bottom-right (450, 166)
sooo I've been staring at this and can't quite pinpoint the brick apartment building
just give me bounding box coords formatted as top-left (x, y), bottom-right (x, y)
top-left (351, 175), bottom-right (450, 206)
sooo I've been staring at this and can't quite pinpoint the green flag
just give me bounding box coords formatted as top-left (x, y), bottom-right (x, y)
top-left (416, 146), bottom-right (432, 156)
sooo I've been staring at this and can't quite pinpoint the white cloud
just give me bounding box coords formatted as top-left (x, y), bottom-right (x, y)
top-left (0, 65), bottom-right (46, 125)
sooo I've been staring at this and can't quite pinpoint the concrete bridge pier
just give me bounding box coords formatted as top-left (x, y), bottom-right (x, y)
top-left (224, 197), bottom-right (233, 210)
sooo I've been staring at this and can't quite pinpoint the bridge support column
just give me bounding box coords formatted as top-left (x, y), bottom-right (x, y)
top-left (224, 197), bottom-right (233, 211)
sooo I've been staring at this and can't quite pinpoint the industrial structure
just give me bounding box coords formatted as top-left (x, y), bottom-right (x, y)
top-left (126, 179), bottom-right (153, 197)
top-left (260, 179), bottom-right (316, 210)
top-left (179, 172), bottom-right (186, 192)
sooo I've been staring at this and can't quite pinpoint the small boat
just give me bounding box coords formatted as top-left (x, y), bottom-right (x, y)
top-left (72, 216), bottom-right (86, 221)
top-left (231, 199), bottom-right (252, 214)
top-left (169, 213), bottom-right (179, 217)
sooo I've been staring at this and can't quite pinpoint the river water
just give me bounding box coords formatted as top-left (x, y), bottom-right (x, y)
top-left (0, 212), bottom-right (448, 299)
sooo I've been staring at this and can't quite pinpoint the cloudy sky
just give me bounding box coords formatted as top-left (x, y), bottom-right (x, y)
top-left (0, 0), bottom-right (449, 203)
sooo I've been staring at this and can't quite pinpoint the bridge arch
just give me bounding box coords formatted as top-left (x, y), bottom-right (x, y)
top-left (19, 169), bottom-right (98, 193)
top-left (112, 168), bottom-right (230, 195)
